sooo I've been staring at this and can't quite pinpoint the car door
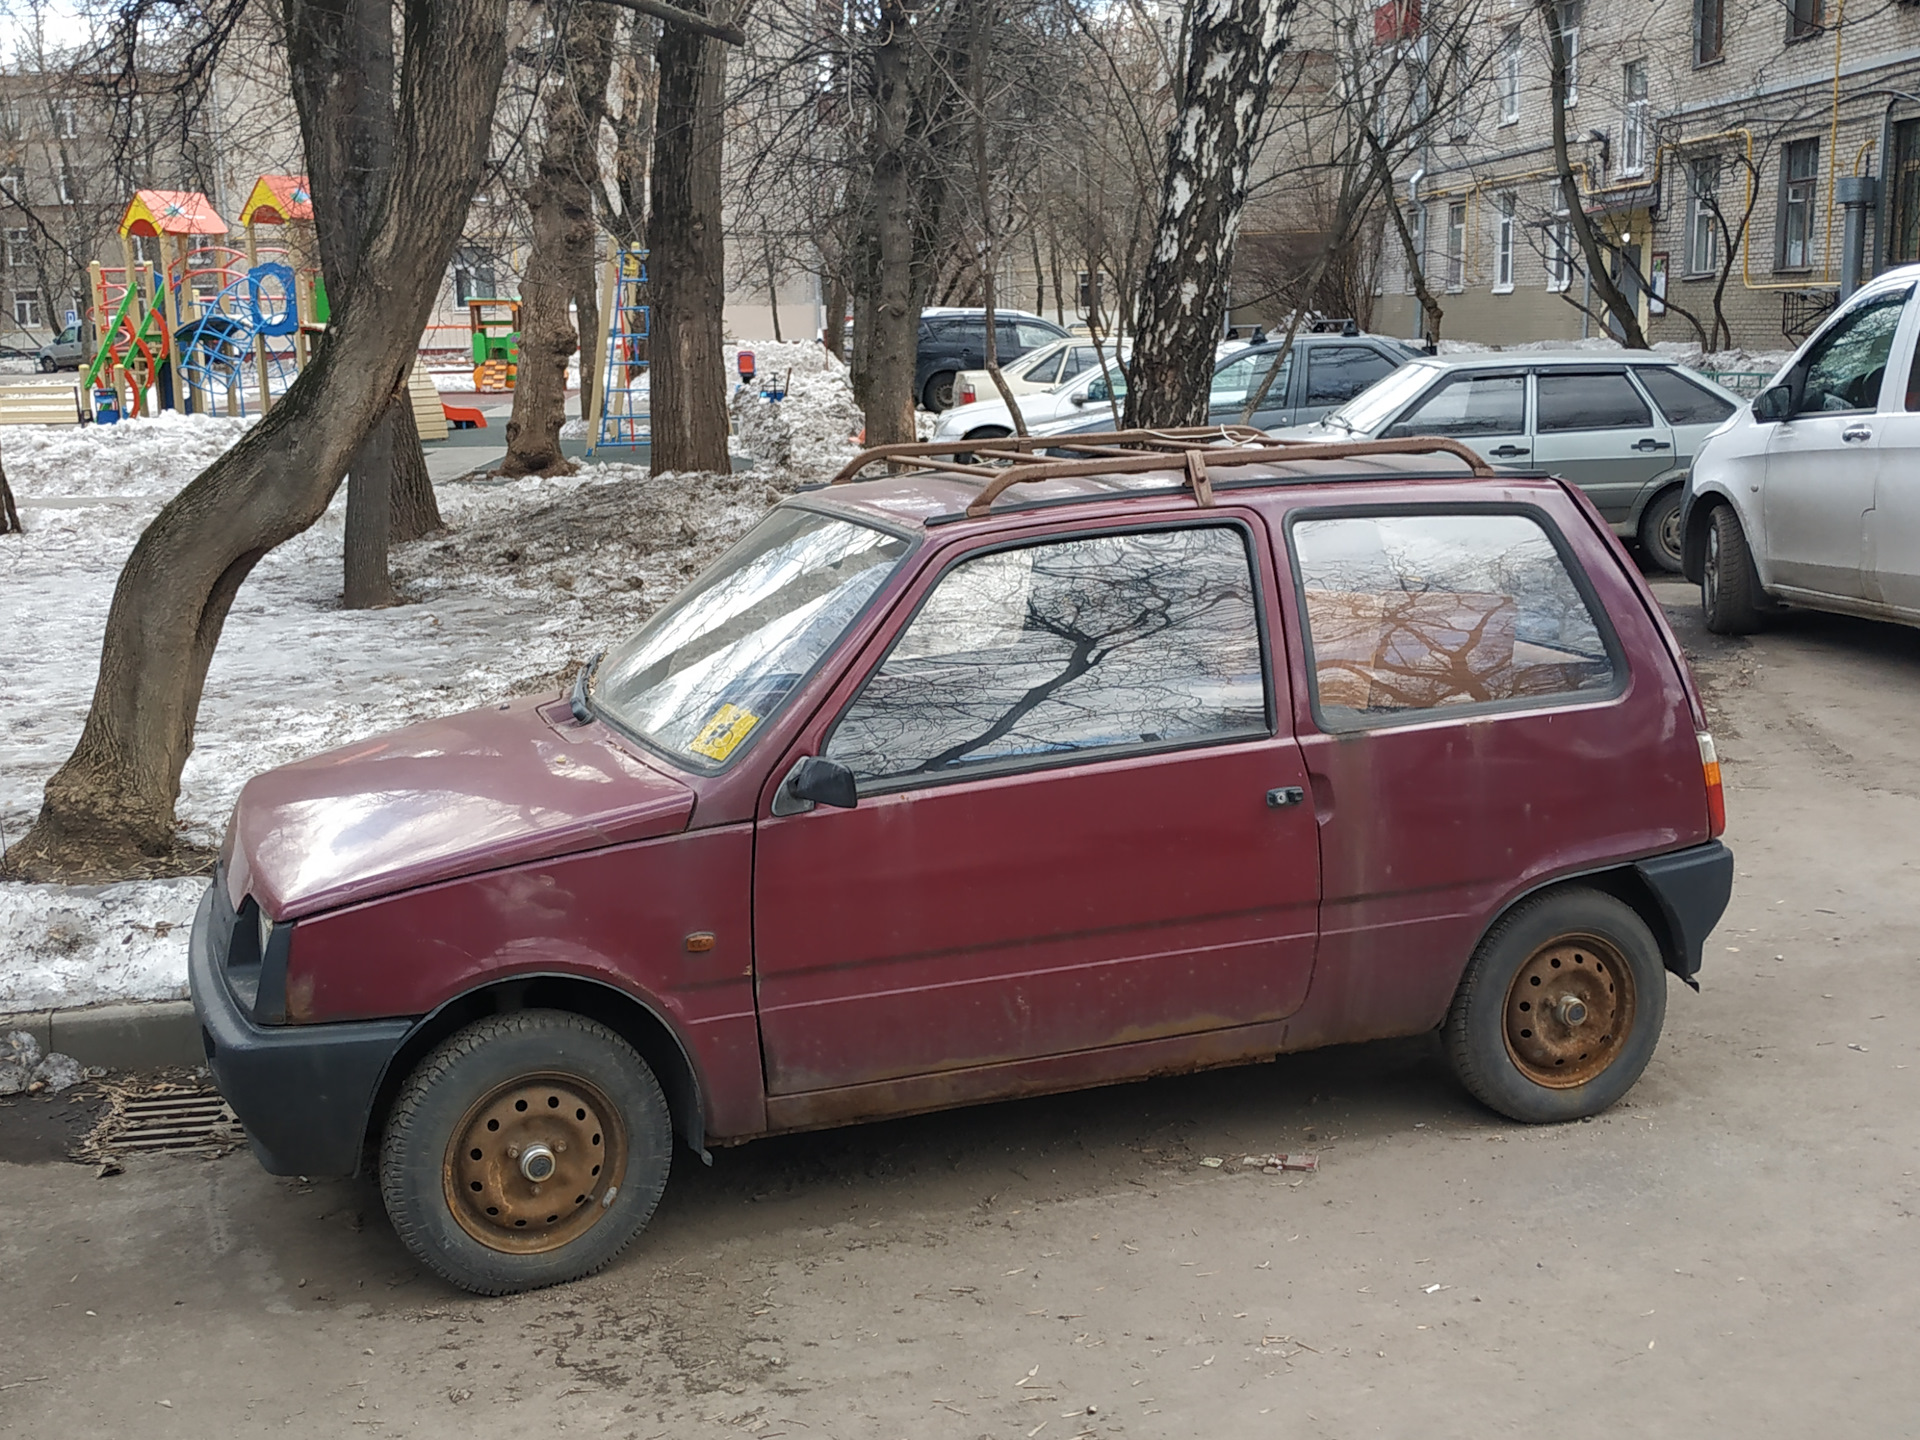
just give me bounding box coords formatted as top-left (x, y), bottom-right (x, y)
top-left (752, 519), bottom-right (1321, 1096)
top-left (1380, 368), bottom-right (1530, 470)
top-left (1860, 299), bottom-right (1920, 614)
top-left (1209, 350), bottom-right (1290, 429)
top-left (1528, 367), bottom-right (1677, 524)
top-left (1762, 285), bottom-right (1912, 598)
top-left (1632, 365), bottom-right (1739, 471)
top-left (1298, 344), bottom-right (1403, 426)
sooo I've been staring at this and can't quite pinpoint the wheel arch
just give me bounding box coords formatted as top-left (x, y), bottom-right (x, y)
top-left (1628, 469), bottom-right (1688, 529)
top-left (1472, 859), bottom-right (1704, 994)
top-left (361, 973), bottom-right (709, 1174)
top-left (1680, 486), bottom-right (1735, 584)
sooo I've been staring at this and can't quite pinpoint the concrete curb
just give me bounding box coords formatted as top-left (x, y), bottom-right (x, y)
top-left (0, 1000), bottom-right (202, 1072)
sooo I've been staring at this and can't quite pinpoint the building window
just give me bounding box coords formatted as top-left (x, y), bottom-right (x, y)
top-left (1694, 0), bottom-right (1723, 63)
top-left (1788, 0), bottom-right (1822, 40)
top-left (3, 228), bottom-right (26, 268)
top-left (14, 289), bottom-right (42, 326)
top-left (1495, 195), bottom-right (1516, 291)
top-left (1546, 205), bottom-right (1573, 291)
top-left (1686, 157), bottom-right (1721, 275)
top-left (1890, 119), bottom-right (1920, 265)
top-left (1622, 61), bottom-right (1649, 175)
top-left (1779, 138), bottom-right (1819, 270)
top-left (1446, 201), bottom-right (1467, 290)
top-left (1558, 1), bottom-right (1581, 107)
top-left (57, 164), bottom-right (81, 205)
top-left (52, 99), bottom-right (78, 138)
top-left (1499, 28), bottom-right (1522, 124)
top-left (0, 169), bottom-right (23, 203)
top-left (0, 101), bottom-right (19, 138)
top-left (131, 234), bottom-right (156, 265)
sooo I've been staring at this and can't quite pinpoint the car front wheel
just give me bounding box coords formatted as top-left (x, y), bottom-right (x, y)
top-left (37, 355), bottom-right (56, 373)
top-left (1702, 503), bottom-right (1766, 634)
top-left (380, 1010), bottom-right (673, 1296)
top-left (1638, 488), bottom-right (1684, 574)
top-left (1445, 888), bottom-right (1668, 1123)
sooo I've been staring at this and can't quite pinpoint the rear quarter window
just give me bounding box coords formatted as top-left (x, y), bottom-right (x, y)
top-left (1288, 510), bottom-right (1623, 729)
top-left (1636, 366), bottom-right (1737, 425)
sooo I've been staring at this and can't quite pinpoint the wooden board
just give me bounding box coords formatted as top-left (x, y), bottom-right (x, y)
top-left (0, 383), bottom-right (84, 426)
top-left (408, 361), bottom-right (449, 441)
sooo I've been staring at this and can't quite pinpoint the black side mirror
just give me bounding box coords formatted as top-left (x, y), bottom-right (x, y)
top-left (1753, 383), bottom-right (1793, 422)
top-left (776, 755), bottom-right (858, 814)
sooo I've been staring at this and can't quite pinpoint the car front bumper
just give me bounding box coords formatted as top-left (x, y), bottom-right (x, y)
top-left (190, 885), bottom-right (413, 1176)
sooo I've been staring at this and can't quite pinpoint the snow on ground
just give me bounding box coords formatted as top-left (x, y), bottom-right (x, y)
top-left (1434, 334), bottom-right (1795, 376)
top-left (726, 341), bottom-right (865, 478)
top-left (1, 418), bottom-right (787, 1013)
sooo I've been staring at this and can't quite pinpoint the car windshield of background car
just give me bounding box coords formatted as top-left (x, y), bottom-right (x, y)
top-left (592, 508), bottom-right (910, 769)
top-left (1329, 362), bottom-right (1438, 433)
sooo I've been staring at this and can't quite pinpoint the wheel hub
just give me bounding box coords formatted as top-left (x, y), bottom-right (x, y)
top-left (1502, 936), bottom-right (1636, 1088)
top-left (443, 1074), bottom-right (627, 1254)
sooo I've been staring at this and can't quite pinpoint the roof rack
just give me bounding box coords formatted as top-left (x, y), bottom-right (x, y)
top-left (828, 429), bottom-right (1492, 519)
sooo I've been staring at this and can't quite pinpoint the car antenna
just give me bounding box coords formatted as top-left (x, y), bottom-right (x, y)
top-left (570, 650), bottom-right (605, 724)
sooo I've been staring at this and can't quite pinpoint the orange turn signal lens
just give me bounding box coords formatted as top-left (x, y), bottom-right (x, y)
top-left (1698, 732), bottom-right (1726, 838)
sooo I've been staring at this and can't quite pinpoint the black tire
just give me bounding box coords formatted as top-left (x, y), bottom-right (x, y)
top-left (964, 424), bottom-right (1012, 441)
top-left (1637, 487), bottom-right (1684, 574)
top-left (1445, 888), bottom-right (1668, 1124)
top-left (922, 370), bottom-right (957, 412)
top-left (1701, 502), bottom-right (1765, 635)
top-left (37, 355), bottom-right (56, 373)
top-left (380, 1010), bottom-right (673, 1296)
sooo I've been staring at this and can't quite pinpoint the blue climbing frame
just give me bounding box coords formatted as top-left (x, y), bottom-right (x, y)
top-left (594, 249), bottom-right (650, 450)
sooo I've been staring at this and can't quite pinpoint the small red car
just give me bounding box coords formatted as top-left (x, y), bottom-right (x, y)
top-left (192, 431), bottom-right (1732, 1295)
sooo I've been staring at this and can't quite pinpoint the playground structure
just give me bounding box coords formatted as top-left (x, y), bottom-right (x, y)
top-left (468, 298), bottom-right (521, 391)
top-left (590, 248), bottom-right (651, 450)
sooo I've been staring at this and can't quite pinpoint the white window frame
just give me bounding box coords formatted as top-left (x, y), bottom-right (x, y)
top-left (1494, 195), bottom-right (1516, 292)
top-left (4, 227), bottom-right (26, 268)
top-left (57, 164), bottom-right (79, 205)
top-left (1559, 2), bottom-right (1581, 108)
top-left (0, 170), bottom-right (22, 203)
top-left (1446, 201), bottom-right (1468, 291)
top-left (1781, 139), bottom-right (1818, 270)
top-left (14, 288), bottom-right (42, 326)
top-left (52, 98), bottom-right (78, 139)
top-left (1622, 61), bottom-right (1649, 176)
top-left (1499, 28), bottom-right (1522, 125)
top-left (1686, 158), bottom-right (1720, 275)
top-left (1546, 209), bottom-right (1574, 292)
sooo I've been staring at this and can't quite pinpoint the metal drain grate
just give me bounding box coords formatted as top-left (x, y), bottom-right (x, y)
top-left (81, 1085), bottom-right (243, 1166)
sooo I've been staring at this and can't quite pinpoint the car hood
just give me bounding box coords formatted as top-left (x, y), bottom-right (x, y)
top-left (1264, 420), bottom-right (1346, 442)
top-left (226, 697), bottom-right (696, 921)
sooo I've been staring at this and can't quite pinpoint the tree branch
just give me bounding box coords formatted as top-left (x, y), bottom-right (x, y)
top-left (591, 0), bottom-right (744, 47)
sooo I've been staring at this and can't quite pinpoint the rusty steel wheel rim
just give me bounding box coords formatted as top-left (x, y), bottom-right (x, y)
top-left (1502, 933), bottom-right (1636, 1089)
top-left (443, 1073), bottom-right (628, 1254)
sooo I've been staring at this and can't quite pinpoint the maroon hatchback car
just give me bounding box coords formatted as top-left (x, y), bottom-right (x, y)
top-left (192, 430), bottom-right (1732, 1294)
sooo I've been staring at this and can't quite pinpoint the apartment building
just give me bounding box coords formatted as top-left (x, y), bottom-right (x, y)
top-left (1370, 0), bottom-right (1920, 352)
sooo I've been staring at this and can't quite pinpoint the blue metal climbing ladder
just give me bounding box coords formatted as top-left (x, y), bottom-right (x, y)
top-left (594, 249), bottom-right (650, 450)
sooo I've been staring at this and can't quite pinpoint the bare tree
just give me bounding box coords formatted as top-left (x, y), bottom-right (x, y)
top-left (0, 442), bottom-right (20, 536)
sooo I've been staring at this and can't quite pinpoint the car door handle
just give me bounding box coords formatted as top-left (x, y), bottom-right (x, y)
top-left (1632, 437), bottom-right (1671, 451)
top-left (1266, 786), bottom-right (1306, 809)
top-left (1489, 445), bottom-right (1529, 458)
top-left (1842, 426), bottom-right (1874, 443)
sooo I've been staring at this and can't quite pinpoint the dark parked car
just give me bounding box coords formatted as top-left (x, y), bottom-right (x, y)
top-left (916, 308), bottom-right (1069, 412)
top-left (194, 432), bottom-right (1732, 1295)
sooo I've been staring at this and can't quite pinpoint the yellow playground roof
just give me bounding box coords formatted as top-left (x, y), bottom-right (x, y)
top-left (120, 190), bottom-right (227, 239)
top-left (239, 174), bottom-right (314, 227)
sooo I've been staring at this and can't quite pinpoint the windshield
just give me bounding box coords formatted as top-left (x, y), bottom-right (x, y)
top-left (592, 507), bottom-right (910, 769)
top-left (1327, 361), bottom-right (1440, 434)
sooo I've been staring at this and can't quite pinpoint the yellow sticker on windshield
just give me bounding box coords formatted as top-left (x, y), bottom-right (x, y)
top-left (688, 703), bottom-right (760, 761)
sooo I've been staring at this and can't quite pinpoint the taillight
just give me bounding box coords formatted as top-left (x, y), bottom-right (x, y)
top-left (1698, 732), bottom-right (1726, 837)
top-left (957, 383), bottom-right (976, 405)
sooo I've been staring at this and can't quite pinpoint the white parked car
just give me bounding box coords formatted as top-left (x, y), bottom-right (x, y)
top-left (933, 350), bottom-right (1130, 441)
top-left (1683, 266), bottom-right (1920, 632)
top-left (949, 338), bottom-right (1110, 410)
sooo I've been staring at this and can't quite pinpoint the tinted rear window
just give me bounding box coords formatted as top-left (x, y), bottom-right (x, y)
top-left (1636, 366), bottom-right (1737, 425)
top-left (1535, 372), bottom-right (1654, 432)
top-left (1306, 346), bottom-right (1399, 406)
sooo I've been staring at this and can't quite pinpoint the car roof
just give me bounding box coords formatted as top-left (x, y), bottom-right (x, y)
top-left (1404, 349), bottom-right (1696, 370)
top-left (921, 307), bottom-right (1058, 322)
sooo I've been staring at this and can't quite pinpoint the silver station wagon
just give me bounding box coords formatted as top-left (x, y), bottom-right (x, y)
top-left (1276, 352), bottom-right (1741, 573)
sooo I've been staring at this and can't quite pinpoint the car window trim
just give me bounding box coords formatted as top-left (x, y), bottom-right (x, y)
top-left (1388, 367), bottom-right (1530, 439)
top-left (1631, 365), bottom-right (1734, 427)
top-left (1280, 499), bottom-right (1631, 736)
top-left (1532, 367), bottom-right (1659, 433)
top-left (820, 515), bottom-right (1281, 799)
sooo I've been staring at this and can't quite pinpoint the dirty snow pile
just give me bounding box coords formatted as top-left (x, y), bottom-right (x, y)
top-left (2, 419), bottom-right (790, 1014)
top-left (0, 1029), bottom-right (83, 1095)
top-left (727, 341), bottom-right (865, 479)
top-left (1433, 334), bottom-right (1795, 379)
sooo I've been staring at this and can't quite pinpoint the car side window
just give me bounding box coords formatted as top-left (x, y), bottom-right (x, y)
top-left (1057, 346), bottom-right (1097, 383)
top-left (1290, 511), bottom-right (1618, 727)
top-left (826, 527), bottom-right (1268, 787)
top-left (1384, 372), bottom-right (1525, 437)
top-left (1016, 321), bottom-right (1061, 349)
top-left (1636, 366), bottom-right (1737, 426)
top-left (1793, 289), bottom-right (1910, 415)
top-left (1534, 371), bottom-right (1654, 432)
top-left (1212, 352), bottom-right (1287, 409)
top-left (1026, 349), bottom-right (1065, 386)
top-left (1305, 347), bottom-right (1396, 406)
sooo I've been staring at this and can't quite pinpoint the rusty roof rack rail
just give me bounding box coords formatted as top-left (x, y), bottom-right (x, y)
top-left (826, 429), bottom-right (1492, 519)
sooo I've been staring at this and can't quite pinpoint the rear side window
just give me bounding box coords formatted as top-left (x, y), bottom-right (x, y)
top-left (1024, 349), bottom-right (1066, 385)
top-left (1016, 321), bottom-right (1062, 349)
top-left (828, 527), bottom-right (1267, 786)
top-left (1385, 372), bottom-right (1525, 437)
top-left (1636, 366), bottom-right (1736, 425)
top-left (1290, 512), bottom-right (1619, 727)
top-left (1535, 372), bottom-right (1654, 431)
top-left (1305, 346), bottom-right (1397, 406)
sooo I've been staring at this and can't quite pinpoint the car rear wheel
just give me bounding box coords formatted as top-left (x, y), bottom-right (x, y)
top-left (1637, 488), bottom-right (1684, 574)
top-left (1702, 503), bottom-right (1766, 635)
top-left (37, 355), bottom-right (56, 373)
top-left (1444, 888), bottom-right (1667, 1123)
top-left (380, 1010), bottom-right (672, 1296)
top-left (922, 371), bottom-right (957, 412)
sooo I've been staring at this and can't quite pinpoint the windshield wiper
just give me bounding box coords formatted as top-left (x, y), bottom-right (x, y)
top-left (570, 650), bottom-right (605, 724)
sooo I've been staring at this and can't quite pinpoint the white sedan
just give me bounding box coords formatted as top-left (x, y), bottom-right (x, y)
top-left (933, 351), bottom-right (1129, 441)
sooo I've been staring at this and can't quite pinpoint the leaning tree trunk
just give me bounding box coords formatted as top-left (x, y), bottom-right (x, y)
top-left (0, 0), bottom-right (508, 882)
top-left (504, 1), bottom-right (617, 476)
top-left (389, 399), bottom-right (442, 541)
top-left (646, 0), bottom-right (730, 474)
top-left (1123, 0), bottom-right (1296, 428)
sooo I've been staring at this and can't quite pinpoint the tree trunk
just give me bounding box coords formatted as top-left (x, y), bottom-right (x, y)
top-left (504, 0), bottom-right (617, 476)
top-left (822, 268), bottom-right (847, 359)
top-left (389, 397), bottom-right (442, 541)
top-left (1124, 0), bottom-right (1296, 428)
top-left (0, 443), bottom-right (20, 535)
top-left (1366, 134), bottom-right (1443, 344)
top-left (646, 0), bottom-right (730, 474)
top-left (848, 0), bottom-right (918, 445)
top-left (1538, 0), bottom-right (1646, 347)
top-left (1, 0), bottom-right (508, 881)
top-left (344, 398), bottom-right (396, 607)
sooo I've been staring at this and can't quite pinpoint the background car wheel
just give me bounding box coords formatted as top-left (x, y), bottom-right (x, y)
top-left (922, 371), bottom-right (956, 412)
top-left (380, 1010), bottom-right (673, 1296)
top-left (1638, 488), bottom-right (1685, 574)
top-left (37, 355), bottom-right (56, 373)
top-left (1702, 503), bottom-right (1765, 635)
top-left (1444, 888), bottom-right (1667, 1123)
